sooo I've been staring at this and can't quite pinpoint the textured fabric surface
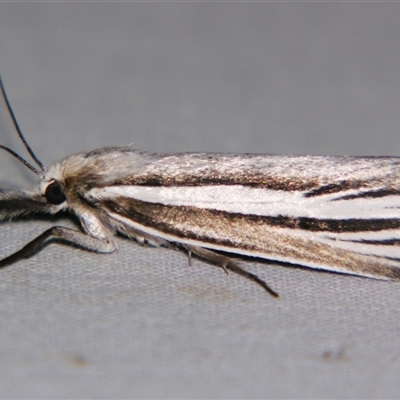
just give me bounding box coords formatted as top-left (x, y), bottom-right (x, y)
top-left (1, 220), bottom-right (400, 398)
top-left (1, 4), bottom-right (400, 398)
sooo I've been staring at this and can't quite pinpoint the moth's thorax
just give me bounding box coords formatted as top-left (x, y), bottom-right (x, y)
top-left (34, 146), bottom-right (152, 216)
top-left (43, 146), bottom-right (150, 190)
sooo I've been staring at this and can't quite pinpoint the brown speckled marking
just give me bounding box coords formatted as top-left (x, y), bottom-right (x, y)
top-left (99, 197), bottom-right (400, 280)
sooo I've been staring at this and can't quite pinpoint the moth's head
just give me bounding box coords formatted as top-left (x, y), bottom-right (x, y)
top-left (37, 146), bottom-right (146, 211)
top-left (38, 151), bottom-right (95, 210)
top-left (38, 171), bottom-right (69, 212)
top-left (39, 176), bottom-right (67, 206)
top-left (0, 143), bottom-right (68, 212)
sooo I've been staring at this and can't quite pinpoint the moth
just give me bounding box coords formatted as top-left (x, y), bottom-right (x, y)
top-left (1, 76), bottom-right (400, 298)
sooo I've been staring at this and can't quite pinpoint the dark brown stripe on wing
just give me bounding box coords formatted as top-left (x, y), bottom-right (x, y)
top-left (341, 238), bottom-right (400, 246)
top-left (304, 181), bottom-right (363, 197)
top-left (97, 197), bottom-right (400, 280)
top-left (97, 197), bottom-right (400, 234)
top-left (333, 188), bottom-right (400, 201)
top-left (111, 173), bottom-right (319, 191)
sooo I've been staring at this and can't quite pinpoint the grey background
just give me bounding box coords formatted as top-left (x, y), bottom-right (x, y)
top-left (1, 3), bottom-right (400, 398)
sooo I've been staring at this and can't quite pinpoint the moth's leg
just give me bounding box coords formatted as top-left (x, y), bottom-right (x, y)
top-left (0, 226), bottom-right (116, 268)
top-left (187, 249), bottom-right (192, 267)
top-left (116, 224), bottom-right (169, 248)
top-left (182, 244), bottom-right (279, 298)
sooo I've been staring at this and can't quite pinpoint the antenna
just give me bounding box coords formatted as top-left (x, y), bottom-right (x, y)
top-left (0, 145), bottom-right (41, 175)
top-left (0, 74), bottom-right (45, 172)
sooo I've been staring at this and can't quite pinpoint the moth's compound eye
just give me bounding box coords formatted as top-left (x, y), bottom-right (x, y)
top-left (45, 182), bottom-right (66, 205)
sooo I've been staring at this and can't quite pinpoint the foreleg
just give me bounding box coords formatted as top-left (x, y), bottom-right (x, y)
top-left (0, 226), bottom-right (116, 268)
